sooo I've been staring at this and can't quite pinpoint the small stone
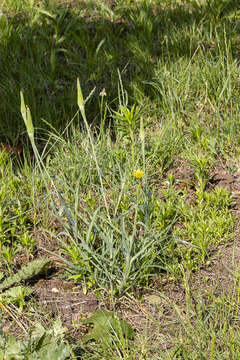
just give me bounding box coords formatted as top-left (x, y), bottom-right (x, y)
top-left (145, 295), bottom-right (162, 305)
top-left (51, 287), bottom-right (59, 293)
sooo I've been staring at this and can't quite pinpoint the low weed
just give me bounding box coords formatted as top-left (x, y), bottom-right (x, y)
top-left (0, 318), bottom-right (74, 360)
top-left (0, 148), bottom-right (37, 273)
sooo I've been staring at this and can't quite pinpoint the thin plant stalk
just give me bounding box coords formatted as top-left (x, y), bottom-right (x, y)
top-left (20, 92), bottom-right (47, 178)
top-left (20, 92), bottom-right (59, 197)
top-left (140, 118), bottom-right (145, 186)
top-left (77, 78), bottom-right (110, 220)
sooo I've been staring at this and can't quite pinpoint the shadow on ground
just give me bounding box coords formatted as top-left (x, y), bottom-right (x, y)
top-left (0, 0), bottom-right (239, 145)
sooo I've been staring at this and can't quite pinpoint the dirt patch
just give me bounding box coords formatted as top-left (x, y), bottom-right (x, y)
top-left (167, 159), bottom-right (195, 191)
top-left (33, 279), bottom-right (101, 338)
top-left (210, 165), bottom-right (240, 210)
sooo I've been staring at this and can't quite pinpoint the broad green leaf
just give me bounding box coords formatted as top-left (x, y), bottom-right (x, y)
top-left (82, 310), bottom-right (134, 344)
top-left (0, 257), bottom-right (51, 291)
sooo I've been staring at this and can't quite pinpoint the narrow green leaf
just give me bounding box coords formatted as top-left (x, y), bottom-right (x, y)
top-left (20, 91), bottom-right (34, 140)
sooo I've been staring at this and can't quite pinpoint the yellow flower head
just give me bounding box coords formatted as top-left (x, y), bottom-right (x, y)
top-left (133, 169), bottom-right (144, 179)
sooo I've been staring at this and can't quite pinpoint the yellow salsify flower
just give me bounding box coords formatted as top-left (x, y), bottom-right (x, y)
top-left (133, 169), bottom-right (144, 179)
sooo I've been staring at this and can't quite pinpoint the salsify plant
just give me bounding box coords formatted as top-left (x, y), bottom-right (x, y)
top-left (20, 79), bottom-right (174, 296)
top-left (49, 196), bottom-right (170, 295)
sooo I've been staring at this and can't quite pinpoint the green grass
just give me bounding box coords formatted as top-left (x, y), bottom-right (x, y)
top-left (1, 0), bottom-right (240, 358)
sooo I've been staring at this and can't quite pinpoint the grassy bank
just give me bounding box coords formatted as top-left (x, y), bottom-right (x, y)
top-left (0, 0), bottom-right (240, 358)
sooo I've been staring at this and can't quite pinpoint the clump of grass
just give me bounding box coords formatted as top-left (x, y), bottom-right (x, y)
top-left (20, 75), bottom-right (235, 297)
